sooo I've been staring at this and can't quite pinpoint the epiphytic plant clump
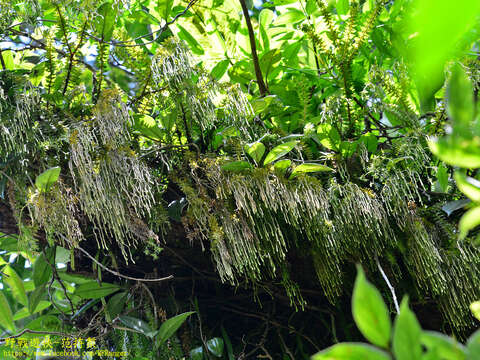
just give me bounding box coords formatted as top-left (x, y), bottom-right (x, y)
top-left (69, 90), bottom-right (156, 260)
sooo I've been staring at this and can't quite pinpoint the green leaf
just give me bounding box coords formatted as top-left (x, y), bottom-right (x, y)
top-left (190, 347), bottom-right (204, 360)
top-left (221, 160), bottom-right (253, 172)
top-left (177, 25), bottom-right (204, 55)
top-left (421, 331), bottom-right (467, 360)
top-left (290, 163), bottom-right (333, 178)
top-left (275, 9), bottom-right (306, 26)
top-left (471, 301), bottom-right (480, 321)
top-left (317, 124), bottom-right (341, 150)
top-left (352, 265), bottom-right (391, 349)
top-left (211, 59), bottom-right (230, 80)
top-left (157, 0), bottom-right (174, 20)
top-left (74, 281), bottom-right (121, 299)
top-left (13, 301), bottom-right (51, 320)
top-left (157, 311), bottom-right (195, 345)
top-left (447, 64), bottom-right (474, 137)
top-left (259, 9), bottom-right (274, 29)
top-left (454, 172), bottom-right (480, 202)
top-left (33, 253), bottom-right (53, 287)
top-left (392, 298), bottom-right (422, 360)
top-left (107, 291), bottom-right (128, 318)
top-left (264, 141), bottom-right (298, 165)
top-left (0, 290), bottom-right (15, 332)
top-left (35, 166), bottom-right (60, 193)
top-left (459, 206), bottom-right (480, 239)
top-left (428, 138), bottom-right (480, 168)
top-left (96, 2), bottom-right (117, 42)
top-left (437, 164), bottom-right (449, 193)
top-left (207, 337), bottom-right (224, 357)
top-left (133, 114), bottom-right (165, 141)
top-left (119, 315), bottom-right (153, 337)
top-left (29, 284), bottom-right (46, 314)
top-left (360, 133), bottom-right (378, 153)
top-left (3, 265), bottom-right (28, 306)
top-left (337, 0), bottom-right (349, 15)
top-left (245, 142), bottom-right (266, 163)
top-left (467, 330), bottom-right (480, 360)
top-left (312, 343), bottom-right (391, 360)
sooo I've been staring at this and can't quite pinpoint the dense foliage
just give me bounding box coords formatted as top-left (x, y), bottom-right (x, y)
top-left (0, 0), bottom-right (479, 358)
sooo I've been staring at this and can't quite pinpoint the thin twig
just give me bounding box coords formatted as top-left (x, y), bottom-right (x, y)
top-left (0, 329), bottom-right (67, 342)
top-left (76, 245), bottom-right (173, 282)
top-left (375, 255), bottom-right (400, 314)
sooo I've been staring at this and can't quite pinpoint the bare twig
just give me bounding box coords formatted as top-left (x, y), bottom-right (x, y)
top-left (0, 329), bottom-right (67, 342)
top-left (76, 245), bottom-right (173, 283)
top-left (375, 255), bottom-right (400, 314)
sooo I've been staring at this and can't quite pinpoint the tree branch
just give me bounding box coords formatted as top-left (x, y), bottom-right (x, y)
top-left (238, 0), bottom-right (268, 96)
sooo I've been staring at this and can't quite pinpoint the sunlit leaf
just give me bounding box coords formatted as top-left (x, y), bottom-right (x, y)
top-left (392, 298), bottom-right (422, 360)
top-left (290, 163), bottom-right (333, 178)
top-left (3, 265), bottom-right (28, 306)
top-left (352, 265), bottom-right (391, 348)
top-left (312, 343), bottom-right (391, 360)
top-left (35, 166), bottom-right (60, 193)
top-left (264, 141), bottom-right (298, 165)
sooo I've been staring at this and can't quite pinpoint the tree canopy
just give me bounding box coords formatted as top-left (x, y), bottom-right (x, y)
top-left (0, 0), bottom-right (480, 358)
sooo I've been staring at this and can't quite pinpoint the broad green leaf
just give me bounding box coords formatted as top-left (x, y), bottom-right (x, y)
top-left (0, 290), bottom-right (15, 332)
top-left (119, 315), bottom-right (153, 337)
top-left (157, 0), bottom-right (174, 20)
top-left (360, 133), bottom-right (378, 153)
top-left (317, 124), bottom-right (341, 150)
top-left (352, 265), bottom-right (391, 349)
top-left (107, 291), bottom-right (128, 318)
top-left (421, 331), bottom-right (467, 360)
top-left (57, 269), bottom-right (95, 284)
top-left (428, 138), bottom-right (480, 168)
top-left (274, 9), bottom-right (306, 26)
top-left (447, 65), bottom-right (474, 137)
top-left (471, 301), bottom-right (480, 321)
top-left (392, 298), bottom-right (422, 360)
top-left (221, 160), bottom-right (253, 172)
top-left (29, 284), bottom-right (46, 314)
top-left (437, 164), bottom-right (449, 193)
top-left (245, 142), bottom-right (266, 163)
top-left (337, 0), bottom-right (349, 15)
top-left (35, 166), bottom-right (60, 193)
top-left (211, 59), bottom-right (230, 80)
top-left (157, 311), bottom-right (195, 345)
top-left (221, 326), bottom-right (235, 360)
top-left (264, 141), bottom-right (298, 165)
top-left (14, 301), bottom-right (51, 320)
top-left (290, 163), bottom-right (333, 178)
top-left (190, 347), bottom-right (204, 360)
top-left (274, 159), bottom-right (292, 175)
top-left (454, 172), bottom-right (480, 202)
top-left (207, 337), bottom-right (224, 357)
top-left (3, 265), bottom-right (28, 306)
top-left (259, 9), bottom-right (274, 29)
top-left (177, 25), bottom-right (204, 55)
top-left (467, 330), bottom-right (480, 360)
top-left (340, 141), bottom-right (358, 158)
top-left (406, 0), bottom-right (480, 112)
top-left (74, 281), bottom-right (121, 299)
top-left (33, 253), bottom-right (53, 287)
top-left (133, 114), bottom-right (165, 141)
top-left (312, 343), bottom-right (391, 360)
top-left (459, 206), bottom-right (480, 239)
top-left (259, 49), bottom-right (282, 78)
top-left (95, 2), bottom-right (117, 42)
top-left (55, 246), bottom-right (70, 264)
